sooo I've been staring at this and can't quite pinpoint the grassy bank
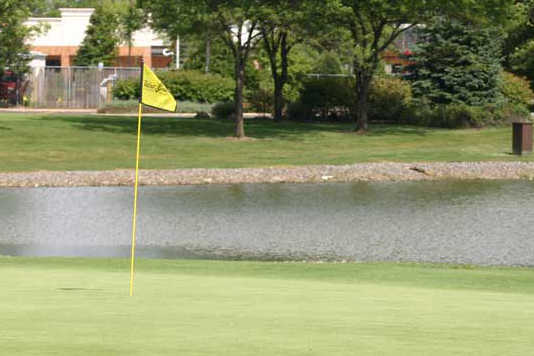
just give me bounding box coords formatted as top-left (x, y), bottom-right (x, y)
top-left (0, 113), bottom-right (531, 172)
top-left (1, 257), bottom-right (534, 355)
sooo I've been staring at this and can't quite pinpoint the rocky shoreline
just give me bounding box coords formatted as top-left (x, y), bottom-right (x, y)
top-left (1, 162), bottom-right (534, 187)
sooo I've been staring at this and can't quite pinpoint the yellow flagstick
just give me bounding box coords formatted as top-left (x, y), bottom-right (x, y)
top-left (129, 102), bottom-right (142, 296)
top-left (130, 59), bottom-right (145, 297)
top-left (128, 59), bottom-right (177, 296)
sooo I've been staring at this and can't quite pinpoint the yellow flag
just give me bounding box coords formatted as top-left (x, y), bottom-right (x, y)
top-left (141, 65), bottom-right (177, 112)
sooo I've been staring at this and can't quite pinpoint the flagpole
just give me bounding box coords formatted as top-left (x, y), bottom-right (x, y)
top-left (130, 58), bottom-right (144, 297)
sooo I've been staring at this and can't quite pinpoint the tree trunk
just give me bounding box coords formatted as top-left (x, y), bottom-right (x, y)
top-left (205, 37), bottom-right (211, 73)
top-left (273, 79), bottom-right (284, 122)
top-left (128, 42), bottom-right (132, 67)
top-left (234, 58), bottom-right (245, 138)
top-left (355, 69), bottom-right (372, 132)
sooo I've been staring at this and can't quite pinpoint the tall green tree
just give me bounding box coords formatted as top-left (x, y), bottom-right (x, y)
top-left (255, 0), bottom-right (319, 121)
top-left (119, 1), bottom-right (145, 67)
top-left (143, 0), bottom-right (213, 71)
top-left (74, 3), bottom-right (121, 66)
top-left (410, 20), bottom-right (503, 106)
top-left (148, 0), bottom-right (262, 138)
top-left (0, 0), bottom-right (43, 77)
top-left (206, 0), bottom-right (262, 137)
top-left (326, 0), bottom-right (513, 132)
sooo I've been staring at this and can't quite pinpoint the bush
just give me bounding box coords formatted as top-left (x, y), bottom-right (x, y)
top-left (499, 71), bottom-right (534, 108)
top-left (212, 101), bottom-right (235, 120)
top-left (368, 76), bottom-right (412, 122)
top-left (287, 75), bottom-right (411, 122)
top-left (246, 87), bottom-right (273, 113)
top-left (286, 77), bottom-right (354, 121)
top-left (195, 111), bottom-right (211, 119)
top-left (403, 100), bottom-right (530, 128)
top-left (112, 70), bottom-right (234, 103)
top-left (112, 79), bottom-right (139, 100)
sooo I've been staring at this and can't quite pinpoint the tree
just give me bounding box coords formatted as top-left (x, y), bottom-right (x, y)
top-left (410, 20), bottom-right (503, 106)
top-left (143, 0), bottom-right (214, 71)
top-left (74, 3), bottom-right (121, 66)
top-left (0, 0), bottom-right (43, 77)
top-left (119, 1), bottom-right (145, 67)
top-left (255, 1), bottom-right (312, 121)
top-left (326, 0), bottom-right (513, 132)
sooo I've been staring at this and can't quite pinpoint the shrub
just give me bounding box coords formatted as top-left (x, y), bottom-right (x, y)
top-left (246, 87), bottom-right (273, 113)
top-left (160, 70), bottom-right (234, 103)
top-left (368, 75), bottom-right (412, 122)
top-left (212, 101), bottom-right (235, 120)
top-left (287, 77), bottom-right (354, 120)
top-left (403, 101), bottom-right (530, 128)
top-left (287, 75), bottom-right (411, 122)
top-left (286, 101), bottom-right (312, 121)
top-left (112, 79), bottom-right (139, 100)
top-left (195, 111), bottom-right (211, 119)
top-left (112, 70), bottom-right (234, 103)
top-left (499, 71), bottom-right (534, 108)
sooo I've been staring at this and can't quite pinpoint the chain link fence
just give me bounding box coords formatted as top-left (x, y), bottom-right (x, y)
top-left (27, 67), bottom-right (141, 109)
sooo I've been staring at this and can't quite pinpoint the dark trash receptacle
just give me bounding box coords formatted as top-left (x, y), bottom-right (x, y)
top-left (513, 122), bottom-right (533, 155)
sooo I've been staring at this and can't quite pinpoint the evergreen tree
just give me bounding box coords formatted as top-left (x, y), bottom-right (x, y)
top-left (74, 4), bottom-right (120, 66)
top-left (410, 20), bottom-right (503, 106)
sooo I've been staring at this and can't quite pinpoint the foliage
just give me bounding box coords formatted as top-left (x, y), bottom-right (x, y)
top-left (212, 101), bottom-right (236, 120)
top-left (503, 1), bottom-right (534, 73)
top-left (254, 0), bottom-right (325, 120)
top-left (29, 0), bottom-right (128, 16)
top-left (160, 70), bottom-right (234, 103)
top-left (119, 3), bottom-right (145, 66)
top-left (0, 0), bottom-right (43, 76)
top-left (112, 80), bottom-right (139, 100)
top-left (311, 51), bottom-right (344, 74)
top-left (508, 39), bottom-right (534, 87)
top-left (74, 3), bottom-right (121, 66)
top-left (246, 88), bottom-right (273, 113)
top-left (499, 71), bottom-right (534, 108)
top-left (287, 77), bottom-right (355, 121)
top-left (112, 70), bottom-right (235, 103)
top-left (410, 20), bottom-right (504, 107)
top-left (404, 100), bottom-right (530, 128)
top-left (287, 75), bottom-right (412, 123)
top-left (368, 76), bottom-right (412, 122)
top-left (324, 0), bottom-right (514, 130)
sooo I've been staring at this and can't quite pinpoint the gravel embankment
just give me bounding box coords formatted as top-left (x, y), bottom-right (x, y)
top-left (1, 162), bottom-right (534, 187)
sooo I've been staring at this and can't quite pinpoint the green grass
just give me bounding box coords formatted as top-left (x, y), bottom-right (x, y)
top-left (97, 100), bottom-right (214, 114)
top-left (0, 113), bottom-right (531, 172)
top-left (1, 257), bottom-right (534, 355)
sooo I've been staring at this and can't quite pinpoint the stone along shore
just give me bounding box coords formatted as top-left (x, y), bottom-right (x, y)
top-left (2, 162), bottom-right (534, 187)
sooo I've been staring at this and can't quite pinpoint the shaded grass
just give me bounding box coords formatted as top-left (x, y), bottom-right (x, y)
top-left (1, 257), bottom-right (534, 355)
top-left (0, 113), bottom-right (530, 172)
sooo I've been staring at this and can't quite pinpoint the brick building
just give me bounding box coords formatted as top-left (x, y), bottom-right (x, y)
top-left (25, 8), bottom-right (172, 69)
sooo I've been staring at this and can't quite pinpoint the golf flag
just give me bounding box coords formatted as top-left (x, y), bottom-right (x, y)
top-left (141, 64), bottom-right (177, 112)
top-left (130, 61), bottom-right (176, 297)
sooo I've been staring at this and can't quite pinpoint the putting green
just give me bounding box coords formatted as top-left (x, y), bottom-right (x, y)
top-left (1, 257), bottom-right (533, 355)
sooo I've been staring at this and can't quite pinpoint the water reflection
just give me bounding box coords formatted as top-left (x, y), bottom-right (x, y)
top-left (1, 181), bottom-right (533, 265)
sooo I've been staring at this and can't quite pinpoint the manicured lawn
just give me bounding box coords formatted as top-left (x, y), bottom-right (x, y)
top-left (0, 113), bottom-right (531, 172)
top-left (1, 257), bottom-right (533, 355)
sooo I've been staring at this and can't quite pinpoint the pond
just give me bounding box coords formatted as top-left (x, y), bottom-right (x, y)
top-left (1, 181), bottom-right (533, 265)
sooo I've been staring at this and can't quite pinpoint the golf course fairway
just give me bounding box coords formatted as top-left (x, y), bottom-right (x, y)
top-left (1, 257), bottom-right (533, 355)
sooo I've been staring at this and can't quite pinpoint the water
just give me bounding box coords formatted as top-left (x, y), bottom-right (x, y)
top-left (1, 181), bottom-right (534, 265)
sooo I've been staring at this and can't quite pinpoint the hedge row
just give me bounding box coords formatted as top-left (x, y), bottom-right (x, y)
top-left (113, 70), bottom-right (234, 103)
top-left (285, 72), bottom-right (533, 128)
